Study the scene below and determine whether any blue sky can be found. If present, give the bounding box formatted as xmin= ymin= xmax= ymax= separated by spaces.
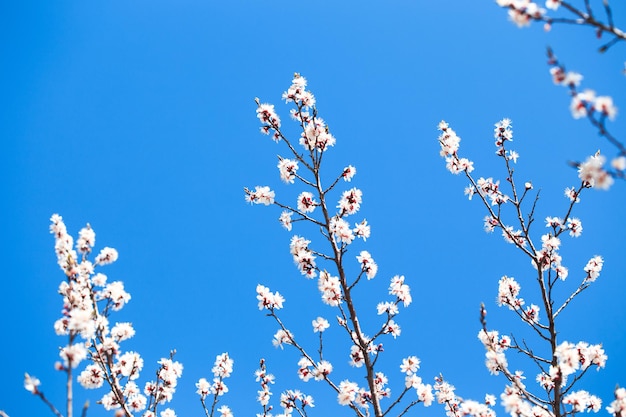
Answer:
xmin=2 ymin=1 xmax=626 ymax=416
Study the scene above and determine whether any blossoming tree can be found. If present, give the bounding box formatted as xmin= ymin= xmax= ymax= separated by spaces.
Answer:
xmin=5 ymin=2 xmax=626 ymax=417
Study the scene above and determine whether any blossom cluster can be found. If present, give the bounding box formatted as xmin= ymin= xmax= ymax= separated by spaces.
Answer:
xmin=545 ymin=49 xmax=625 ymax=184
xmin=547 ymin=58 xmax=618 ymax=122
xmin=478 ymin=329 xmax=511 ymax=376
xmin=578 ymin=153 xmax=614 ymax=190
xmin=196 ymin=354 xmax=233 ymax=417
xmin=255 ymin=359 xmax=316 ymax=417
xmin=607 ymin=388 xmax=626 ymax=416
xmin=256 ymin=284 xmax=285 ymax=311
xmin=437 ymin=121 xmax=474 ymax=174
xmin=35 ymin=215 xmax=183 ymax=417
xmin=297 ymin=357 xmax=333 ymax=382
xmin=535 ymin=341 xmax=607 ymax=392
xmin=434 ymin=377 xmax=494 ymax=417
xmin=289 ymin=236 xmax=317 ymax=278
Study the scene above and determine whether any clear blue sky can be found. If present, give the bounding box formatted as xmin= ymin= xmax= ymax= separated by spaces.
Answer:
xmin=2 ymin=1 xmax=625 ymax=416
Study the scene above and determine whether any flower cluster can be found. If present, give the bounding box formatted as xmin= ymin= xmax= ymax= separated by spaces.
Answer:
xmin=356 ymin=251 xmax=378 ymax=279
xmin=400 ymin=357 xmax=434 ymax=406
xmin=477 ymin=330 xmax=510 ymax=376
xmin=563 ymin=390 xmax=602 ymax=413
xmin=277 ymin=158 xmax=299 ymax=184
xmin=496 ymin=276 xmax=524 ymax=310
xmin=33 ymin=215 xmax=183 ymax=417
xmin=545 ymin=48 xmax=625 ymax=184
xmin=437 ymin=121 xmax=474 ymax=174
xmin=255 ymin=359 xmax=275 ymax=410
xmin=607 ymin=387 xmax=626 ymax=416
xmin=389 ymin=275 xmax=412 ymax=307
xmin=495 ymin=0 xmax=546 ymax=28
xmin=435 ymin=377 xmax=495 ymax=417
xmin=289 ymin=236 xmax=317 ymax=278
xmin=256 ymin=102 xmax=281 ymax=141
xmin=337 ymin=380 xmax=368 ymax=408
xmin=297 ymin=357 xmax=333 ymax=382
xmin=536 ymin=341 xmax=607 ymax=392
xmin=143 ymin=358 xmax=184 ymax=409
xmin=196 ymin=352 xmax=234 ymax=403
xmin=535 ymin=232 xmax=568 ymax=280
xmin=578 ymin=153 xmax=614 ymax=190
xmin=318 ymin=270 xmax=342 ymax=306
xmin=547 ymin=58 xmax=618 ymax=122
xmin=279 ymin=389 xmax=314 ymax=415
xmin=584 ymin=255 xmax=604 ymax=283
xmin=256 ymin=284 xmax=285 ymax=311
xmin=245 ymin=186 xmax=275 ymax=206
xmin=501 ymin=383 xmax=552 ymax=417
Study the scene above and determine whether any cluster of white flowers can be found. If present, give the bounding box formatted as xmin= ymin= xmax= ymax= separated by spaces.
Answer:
xmin=437 ymin=121 xmax=474 ymax=174
xmin=329 ymin=216 xmax=354 ymax=244
xmin=144 ymin=358 xmax=184 ymax=408
xmin=356 ymin=250 xmax=378 ymax=279
xmin=256 ymin=102 xmax=281 ymax=141
xmin=546 ymin=50 xmax=625 ymax=182
xmin=23 ymin=373 xmax=40 ymax=395
xmin=494 ymin=118 xmax=516 ymax=160
xmin=501 ymin=383 xmax=552 ymax=417
xmin=277 ymin=158 xmax=298 ymax=184
xmin=337 ymin=187 xmax=362 ymax=216
xmin=297 ymin=357 xmax=333 ymax=382
xmin=373 ymin=372 xmax=391 ymax=399
xmin=37 ymin=215 xmax=186 ymax=417
xmin=272 ymin=329 xmax=294 ymax=349
xmin=495 ymin=0 xmax=547 ymax=27
xmin=342 ymin=165 xmax=356 ymax=182
xmin=399 ymin=357 xmax=434 ymax=406
xmin=497 ymin=275 xmax=524 ymax=310
xmin=434 ymin=377 xmax=473 ymax=417
xmin=297 ymin=191 xmax=317 ymax=213
xmin=300 ymin=117 xmax=336 ymax=152
xmin=282 ymin=74 xmax=315 ymax=108
xmin=289 ymin=236 xmax=317 ymax=278
xmin=349 ymin=345 xmax=365 ymax=368
xmin=564 ymin=186 xmax=581 ymax=203
xmin=311 ymin=317 xmax=329 ymax=333
xmin=245 ymin=185 xmax=275 ymax=206
xmin=195 ymin=353 xmax=233 ymax=416
xmin=607 ymin=387 xmax=626 ymax=416
xmin=256 ymin=284 xmax=285 ymax=311
xmin=584 ymin=255 xmax=604 ymax=282
xmin=279 ymin=389 xmax=314 ymax=416
xmin=389 ymin=275 xmax=411 ymax=307
xmin=476 ymin=177 xmax=509 ymax=206
xmin=578 ymin=153 xmax=614 ymax=190
xmin=563 ymin=390 xmax=602 ymax=412
xmin=278 ymin=211 xmax=293 ymax=231
xmin=477 ymin=329 xmax=511 ymax=376
xmin=548 ymin=60 xmax=618 ymax=123
xmin=328 ymin=216 xmax=371 ymax=246
xmin=255 ymin=360 xmax=275 ymax=408
xmin=500 ymin=225 xmax=526 ymax=247
xmin=337 ymin=380 xmax=369 ymax=408
xmin=318 ymin=270 xmax=342 ymax=306
xmin=535 ymin=232 xmax=568 ymax=280
xmin=535 ymin=340 xmax=607 ymax=393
